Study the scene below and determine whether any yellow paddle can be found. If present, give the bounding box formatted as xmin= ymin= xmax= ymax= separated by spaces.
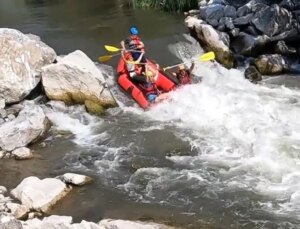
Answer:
xmin=98 ymin=53 xmax=121 ymax=62
xmin=163 ymin=52 xmax=215 ymax=71
xmin=105 ymin=45 xmax=121 ymax=52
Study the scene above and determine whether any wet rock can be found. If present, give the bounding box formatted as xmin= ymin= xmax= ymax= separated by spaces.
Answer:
xmin=219 ymin=17 xmax=235 ymax=30
xmin=0 ymin=103 xmax=50 ymax=152
xmin=251 ymin=4 xmax=292 ymax=37
xmin=224 ymin=5 xmax=237 ymax=18
xmin=275 ymin=40 xmax=297 ymax=55
xmin=85 ymin=100 xmax=105 ymax=116
xmin=0 ymin=28 xmax=56 ymax=104
xmin=185 ymin=16 xmax=234 ymax=68
xmin=12 ymin=147 xmax=33 ymax=160
xmin=57 ymin=173 xmax=93 ymax=186
xmin=6 ymin=203 xmax=29 ymax=219
xmin=231 ymin=32 xmax=270 ymax=56
xmin=11 ymin=176 xmax=71 ymax=213
xmin=99 ymin=219 xmax=177 ymax=229
xmin=0 ymin=214 xmax=23 ymax=229
xmin=199 ymin=4 xmax=225 ymax=21
xmin=244 ymin=65 xmax=262 ymax=82
xmin=254 ymin=54 xmax=288 ymax=75
xmin=42 ymin=50 xmax=117 ymax=111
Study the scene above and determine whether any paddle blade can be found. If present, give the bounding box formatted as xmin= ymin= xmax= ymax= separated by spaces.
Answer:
xmin=98 ymin=55 xmax=113 ymax=62
xmin=104 ymin=45 xmax=120 ymax=52
xmin=199 ymin=52 xmax=215 ymax=62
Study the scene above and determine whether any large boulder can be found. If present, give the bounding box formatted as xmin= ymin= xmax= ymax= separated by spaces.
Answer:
xmin=11 ymin=177 xmax=71 ymax=213
xmin=42 ymin=50 xmax=117 ymax=113
xmin=185 ymin=17 xmax=234 ymax=68
xmin=231 ymin=32 xmax=270 ymax=56
xmin=0 ymin=103 xmax=50 ymax=152
xmin=254 ymin=54 xmax=289 ymax=74
xmin=0 ymin=28 xmax=56 ymax=104
xmin=251 ymin=4 xmax=293 ymax=37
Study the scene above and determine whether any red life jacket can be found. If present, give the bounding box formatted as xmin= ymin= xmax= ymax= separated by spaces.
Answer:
xmin=129 ymin=35 xmax=144 ymax=51
xmin=177 ymin=70 xmax=191 ymax=85
xmin=139 ymin=83 xmax=157 ymax=96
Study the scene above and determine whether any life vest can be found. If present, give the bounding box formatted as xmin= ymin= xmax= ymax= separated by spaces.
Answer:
xmin=177 ymin=70 xmax=191 ymax=85
xmin=139 ymin=82 xmax=157 ymax=96
xmin=128 ymin=35 xmax=144 ymax=51
xmin=123 ymin=52 xmax=142 ymax=77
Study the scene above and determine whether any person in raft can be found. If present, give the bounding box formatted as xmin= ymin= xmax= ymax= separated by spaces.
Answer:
xmin=122 ymin=51 xmax=147 ymax=84
xmin=139 ymin=71 xmax=169 ymax=103
xmin=171 ymin=62 xmax=195 ymax=85
xmin=120 ymin=26 xmax=146 ymax=72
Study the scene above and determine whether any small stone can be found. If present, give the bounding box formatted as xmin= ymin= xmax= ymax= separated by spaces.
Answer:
xmin=0 ymin=108 xmax=6 ymax=119
xmin=12 ymin=147 xmax=33 ymax=160
xmin=0 ymin=151 xmax=11 ymax=159
xmin=28 ymin=211 xmax=43 ymax=219
xmin=0 ymin=99 xmax=5 ymax=109
xmin=6 ymin=203 xmax=29 ymax=219
xmin=57 ymin=173 xmax=93 ymax=186
xmin=0 ymin=186 xmax=7 ymax=195
xmin=7 ymin=114 xmax=15 ymax=121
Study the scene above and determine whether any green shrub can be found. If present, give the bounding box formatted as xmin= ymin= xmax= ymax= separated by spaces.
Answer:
xmin=131 ymin=0 xmax=199 ymax=12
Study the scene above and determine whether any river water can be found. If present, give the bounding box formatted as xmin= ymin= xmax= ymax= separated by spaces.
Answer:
xmin=1 ymin=1 xmax=300 ymax=228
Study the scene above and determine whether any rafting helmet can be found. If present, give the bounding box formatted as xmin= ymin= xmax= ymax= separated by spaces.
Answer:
xmin=178 ymin=64 xmax=185 ymax=71
xmin=129 ymin=26 xmax=138 ymax=35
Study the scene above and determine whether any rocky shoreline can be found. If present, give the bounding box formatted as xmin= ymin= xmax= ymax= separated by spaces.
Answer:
xmin=0 ymin=28 xmax=176 ymax=229
xmin=185 ymin=0 xmax=300 ymax=82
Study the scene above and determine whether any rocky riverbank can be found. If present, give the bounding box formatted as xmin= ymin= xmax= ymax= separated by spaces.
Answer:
xmin=185 ymin=0 xmax=300 ymax=82
xmin=0 ymin=28 xmax=176 ymax=229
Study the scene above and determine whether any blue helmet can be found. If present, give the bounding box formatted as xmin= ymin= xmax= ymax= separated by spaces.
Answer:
xmin=129 ymin=26 xmax=138 ymax=35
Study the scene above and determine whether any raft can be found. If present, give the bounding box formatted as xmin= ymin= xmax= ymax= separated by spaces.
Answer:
xmin=116 ymin=57 xmax=176 ymax=109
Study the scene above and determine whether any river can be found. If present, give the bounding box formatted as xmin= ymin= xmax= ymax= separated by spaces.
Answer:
xmin=1 ymin=0 xmax=300 ymax=228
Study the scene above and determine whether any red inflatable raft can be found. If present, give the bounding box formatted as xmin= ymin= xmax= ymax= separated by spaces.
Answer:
xmin=116 ymin=57 xmax=176 ymax=109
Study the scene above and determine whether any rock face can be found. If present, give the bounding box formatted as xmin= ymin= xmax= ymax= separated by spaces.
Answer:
xmin=185 ymin=0 xmax=300 ymax=79
xmin=0 ymin=28 xmax=56 ymax=104
xmin=0 ymin=103 xmax=50 ymax=152
xmin=42 ymin=50 xmax=117 ymax=112
xmin=11 ymin=176 xmax=71 ymax=213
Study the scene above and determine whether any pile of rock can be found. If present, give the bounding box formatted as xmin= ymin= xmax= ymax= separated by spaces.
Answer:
xmin=0 ymin=28 xmax=117 ymax=159
xmin=185 ymin=0 xmax=300 ymax=81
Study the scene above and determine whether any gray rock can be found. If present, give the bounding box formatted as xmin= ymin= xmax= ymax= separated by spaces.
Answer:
xmin=99 ymin=219 xmax=177 ymax=229
xmin=224 ymin=5 xmax=237 ymax=18
xmin=244 ymin=65 xmax=262 ymax=82
xmin=0 ymin=100 xmax=4 ymax=109
xmin=275 ymin=40 xmax=297 ymax=54
xmin=0 ymin=109 xmax=6 ymax=119
xmin=199 ymin=4 xmax=225 ymax=21
xmin=42 ymin=50 xmax=117 ymax=111
xmin=0 ymin=103 xmax=50 ymax=152
xmin=252 ymin=4 xmax=292 ymax=37
xmin=233 ymin=13 xmax=253 ymax=26
xmin=7 ymin=114 xmax=15 ymax=121
xmin=11 ymin=176 xmax=72 ymax=213
xmin=12 ymin=147 xmax=33 ymax=160
xmin=229 ymin=28 xmax=240 ymax=37
xmin=0 ymin=186 xmax=7 ymax=195
xmin=0 ymin=151 xmax=11 ymax=159
xmin=0 ymin=29 xmax=56 ymax=104
xmin=0 ymin=214 xmax=23 ymax=229
xmin=6 ymin=203 xmax=29 ymax=219
xmin=254 ymin=54 xmax=289 ymax=75
xmin=57 ymin=173 xmax=93 ymax=186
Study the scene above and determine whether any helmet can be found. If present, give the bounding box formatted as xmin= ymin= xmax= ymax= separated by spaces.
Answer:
xmin=129 ymin=26 xmax=138 ymax=35
xmin=178 ymin=64 xmax=185 ymax=70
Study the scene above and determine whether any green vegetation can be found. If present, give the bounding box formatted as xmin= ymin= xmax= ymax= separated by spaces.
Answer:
xmin=131 ymin=0 xmax=199 ymax=12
